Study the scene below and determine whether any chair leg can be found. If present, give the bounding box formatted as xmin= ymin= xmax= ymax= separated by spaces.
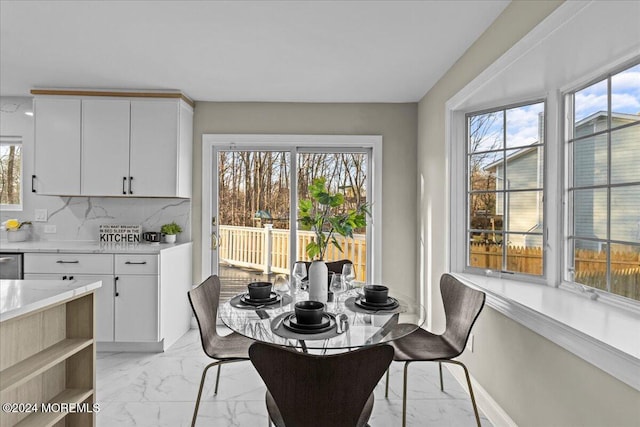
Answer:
xmin=385 ymin=368 xmax=390 ymax=398
xmin=402 ymin=361 xmax=411 ymax=427
xmin=192 ymin=359 xmax=243 ymax=427
xmin=445 ymin=360 xmax=481 ymax=427
xmin=214 ymin=364 xmax=222 ymax=395
xmin=438 ymin=361 xmax=444 ymax=391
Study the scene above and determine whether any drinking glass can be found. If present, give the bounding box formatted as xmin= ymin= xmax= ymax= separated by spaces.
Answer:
xmin=330 ymin=273 xmax=347 ymax=311
xmin=273 ymin=274 xmax=290 ymax=309
xmin=342 ymin=263 xmax=356 ymax=289
xmin=292 ymin=262 xmax=307 ymax=292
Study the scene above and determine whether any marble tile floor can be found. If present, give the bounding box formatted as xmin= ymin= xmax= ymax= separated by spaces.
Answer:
xmin=96 ymin=329 xmax=492 ymax=426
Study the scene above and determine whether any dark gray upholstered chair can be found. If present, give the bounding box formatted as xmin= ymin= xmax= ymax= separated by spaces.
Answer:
xmin=249 ymin=342 xmax=394 ymax=427
xmin=385 ymin=273 xmax=486 ymax=427
xmin=188 ymin=275 xmax=254 ymax=427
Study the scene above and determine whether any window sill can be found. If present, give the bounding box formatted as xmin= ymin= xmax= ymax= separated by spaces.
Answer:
xmin=452 ymin=273 xmax=640 ymax=391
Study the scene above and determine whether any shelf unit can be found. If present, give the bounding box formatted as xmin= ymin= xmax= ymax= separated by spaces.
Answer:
xmin=0 ymin=292 xmax=97 ymax=427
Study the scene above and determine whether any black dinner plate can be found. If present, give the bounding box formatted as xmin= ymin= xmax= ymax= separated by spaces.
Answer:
xmin=283 ymin=313 xmax=334 ymax=334
xmin=241 ymin=292 xmax=279 ymax=306
xmin=355 ymin=296 xmax=399 ymax=310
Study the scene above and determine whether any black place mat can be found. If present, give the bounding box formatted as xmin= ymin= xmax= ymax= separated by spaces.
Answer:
xmin=229 ymin=293 xmax=293 ymax=310
xmin=344 ymin=296 xmax=402 ymax=314
xmin=270 ymin=311 xmax=341 ymax=340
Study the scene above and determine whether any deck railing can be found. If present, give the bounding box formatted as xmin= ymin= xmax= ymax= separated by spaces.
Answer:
xmin=218 ymin=225 xmax=367 ymax=281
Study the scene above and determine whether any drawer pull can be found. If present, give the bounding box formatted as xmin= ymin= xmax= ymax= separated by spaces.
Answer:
xmin=125 ymin=261 xmax=147 ymax=265
xmin=56 ymin=260 xmax=79 ymax=264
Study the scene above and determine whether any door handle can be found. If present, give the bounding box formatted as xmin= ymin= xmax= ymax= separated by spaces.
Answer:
xmin=211 ymin=232 xmax=218 ymax=250
xmin=129 ymin=176 xmax=134 ymax=194
xmin=0 ymin=257 xmax=13 ymax=263
xmin=56 ymin=260 xmax=79 ymax=264
xmin=125 ymin=261 xmax=147 ymax=265
xmin=123 ymin=177 xmax=127 ymax=195
xmin=32 ymin=175 xmax=37 ymax=193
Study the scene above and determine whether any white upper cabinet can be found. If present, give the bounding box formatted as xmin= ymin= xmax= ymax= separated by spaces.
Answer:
xmin=32 ymin=92 xmax=193 ymax=198
xmin=130 ymin=101 xmax=179 ymax=197
xmin=82 ymin=99 xmax=131 ymax=196
xmin=33 ymin=98 xmax=81 ymax=195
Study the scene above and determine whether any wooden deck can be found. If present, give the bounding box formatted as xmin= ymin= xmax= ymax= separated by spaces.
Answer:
xmin=218 ymin=262 xmax=277 ymax=302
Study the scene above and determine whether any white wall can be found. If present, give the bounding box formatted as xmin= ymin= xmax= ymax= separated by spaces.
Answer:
xmin=0 ymin=97 xmax=191 ymax=242
xmin=419 ymin=0 xmax=640 ymax=425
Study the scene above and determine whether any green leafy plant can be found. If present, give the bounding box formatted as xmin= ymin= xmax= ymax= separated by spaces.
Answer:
xmin=298 ymin=177 xmax=370 ymax=260
xmin=160 ymin=222 xmax=182 ymax=235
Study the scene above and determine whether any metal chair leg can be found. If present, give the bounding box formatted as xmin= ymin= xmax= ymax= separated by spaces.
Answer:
xmin=192 ymin=359 xmax=243 ymax=427
xmin=438 ymin=361 xmax=444 ymax=391
xmin=214 ymin=364 xmax=222 ymax=395
xmin=402 ymin=361 xmax=411 ymax=427
xmin=446 ymin=360 xmax=481 ymax=427
xmin=385 ymin=368 xmax=390 ymax=398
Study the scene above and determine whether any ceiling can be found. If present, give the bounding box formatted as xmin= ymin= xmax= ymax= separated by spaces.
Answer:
xmin=0 ymin=1 xmax=509 ymax=103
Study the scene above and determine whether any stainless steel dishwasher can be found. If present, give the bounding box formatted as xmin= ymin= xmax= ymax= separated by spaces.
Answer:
xmin=0 ymin=253 xmax=23 ymax=279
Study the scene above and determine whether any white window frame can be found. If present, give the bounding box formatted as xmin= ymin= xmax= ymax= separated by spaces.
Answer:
xmin=0 ymin=136 xmax=23 ymax=211
xmin=562 ymin=60 xmax=640 ymax=303
xmin=445 ymin=2 xmax=639 ymax=391
xmin=201 ymin=134 xmax=382 ymax=284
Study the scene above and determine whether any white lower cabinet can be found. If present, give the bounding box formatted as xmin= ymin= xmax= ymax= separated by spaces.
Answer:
xmin=114 ymin=275 xmax=158 ymax=342
xmin=22 ymin=245 xmax=192 ymax=352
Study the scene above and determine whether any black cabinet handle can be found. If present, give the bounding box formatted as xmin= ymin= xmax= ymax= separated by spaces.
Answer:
xmin=69 ymin=276 xmax=74 ymax=280
xmin=62 ymin=275 xmax=67 ymax=280
xmin=115 ymin=276 xmax=119 ymax=297
xmin=32 ymin=175 xmax=36 ymax=193
xmin=125 ymin=261 xmax=147 ymax=265
xmin=56 ymin=260 xmax=79 ymax=264
xmin=129 ymin=176 xmax=134 ymax=194
xmin=123 ymin=177 xmax=127 ymax=195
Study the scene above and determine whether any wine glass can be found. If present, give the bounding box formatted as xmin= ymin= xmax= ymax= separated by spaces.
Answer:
xmin=292 ymin=262 xmax=307 ymax=292
xmin=273 ymin=274 xmax=290 ymax=309
xmin=342 ymin=263 xmax=356 ymax=289
xmin=330 ymin=273 xmax=347 ymax=311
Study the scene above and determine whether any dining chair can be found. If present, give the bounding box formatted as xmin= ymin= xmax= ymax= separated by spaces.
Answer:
xmin=187 ymin=275 xmax=254 ymax=427
xmin=249 ymin=342 xmax=394 ymax=427
xmin=385 ymin=273 xmax=486 ymax=427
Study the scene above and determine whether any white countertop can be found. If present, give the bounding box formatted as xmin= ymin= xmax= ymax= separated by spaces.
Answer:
xmin=0 ymin=279 xmax=102 ymax=322
xmin=0 ymin=240 xmax=191 ymax=254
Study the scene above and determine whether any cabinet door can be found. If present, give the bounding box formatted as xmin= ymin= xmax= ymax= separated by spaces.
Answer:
xmin=81 ymin=99 xmax=131 ymax=196
xmin=115 ymin=275 xmax=158 ymax=342
xmin=33 ymin=98 xmax=81 ymax=195
xmin=129 ymin=101 xmax=179 ymax=196
xmin=23 ymin=273 xmax=115 ymax=342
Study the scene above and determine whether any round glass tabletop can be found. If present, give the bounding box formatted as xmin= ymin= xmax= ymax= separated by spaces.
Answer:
xmin=219 ymin=288 xmax=425 ymax=351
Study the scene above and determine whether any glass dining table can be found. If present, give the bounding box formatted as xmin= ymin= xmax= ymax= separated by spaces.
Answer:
xmin=219 ymin=286 xmax=425 ymax=352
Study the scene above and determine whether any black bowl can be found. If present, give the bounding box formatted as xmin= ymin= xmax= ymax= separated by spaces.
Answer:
xmin=247 ymin=282 xmax=273 ymax=300
xmin=294 ymin=301 xmax=325 ymax=325
xmin=363 ymin=285 xmax=389 ymax=304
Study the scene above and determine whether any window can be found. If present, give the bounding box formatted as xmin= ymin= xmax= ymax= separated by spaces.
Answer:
xmin=0 ymin=136 xmax=22 ymax=210
xmin=466 ymin=101 xmax=545 ymax=276
xmin=566 ymin=63 xmax=640 ymax=301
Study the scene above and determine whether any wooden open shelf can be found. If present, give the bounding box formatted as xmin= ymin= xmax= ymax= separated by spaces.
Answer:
xmin=0 ymin=289 xmax=97 ymax=426
xmin=0 ymin=339 xmax=92 ymax=392
xmin=14 ymin=388 xmax=93 ymax=427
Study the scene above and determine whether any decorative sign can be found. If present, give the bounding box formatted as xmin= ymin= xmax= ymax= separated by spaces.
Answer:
xmin=99 ymin=225 xmax=141 ymax=243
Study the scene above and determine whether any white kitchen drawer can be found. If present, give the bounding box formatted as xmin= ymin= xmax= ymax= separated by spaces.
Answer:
xmin=115 ymin=254 xmax=158 ymax=275
xmin=24 ymin=253 xmax=113 ymax=274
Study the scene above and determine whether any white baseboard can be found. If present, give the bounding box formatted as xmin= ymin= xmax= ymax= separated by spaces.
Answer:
xmin=445 ymin=364 xmax=517 ymax=427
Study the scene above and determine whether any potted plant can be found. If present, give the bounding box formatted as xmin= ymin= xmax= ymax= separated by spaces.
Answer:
xmin=160 ymin=222 xmax=182 ymax=243
xmin=298 ymin=177 xmax=369 ymax=302
xmin=3 ymin=219 xmax=32 ymax=242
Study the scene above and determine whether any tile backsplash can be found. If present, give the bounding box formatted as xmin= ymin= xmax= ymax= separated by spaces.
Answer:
xmin=0 ymin=96 xmax=191 ymax=243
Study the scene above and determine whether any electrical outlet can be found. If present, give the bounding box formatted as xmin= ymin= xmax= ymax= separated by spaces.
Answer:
xmin=44 ymin=225 xmax=57 ymax=234
xmin=34 ymin=209 xmax=48 ymax=222
xmin=466 ymin=333 xmax=474 ymax=352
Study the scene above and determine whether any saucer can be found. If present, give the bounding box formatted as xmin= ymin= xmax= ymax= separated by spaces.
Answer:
xmin=283 ymin=313 xmax=335 ymax=334
xmin=241 ymin=292 xmax=279 ymax=306
xmin=355 ymin=296 xmax=399 ymax=310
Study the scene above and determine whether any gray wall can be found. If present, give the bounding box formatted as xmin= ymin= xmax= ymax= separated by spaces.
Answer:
xmin=418 ymin=0 xmax=639 ymax=425
xmin=192 ymin=102 xmax=418 ymax=296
